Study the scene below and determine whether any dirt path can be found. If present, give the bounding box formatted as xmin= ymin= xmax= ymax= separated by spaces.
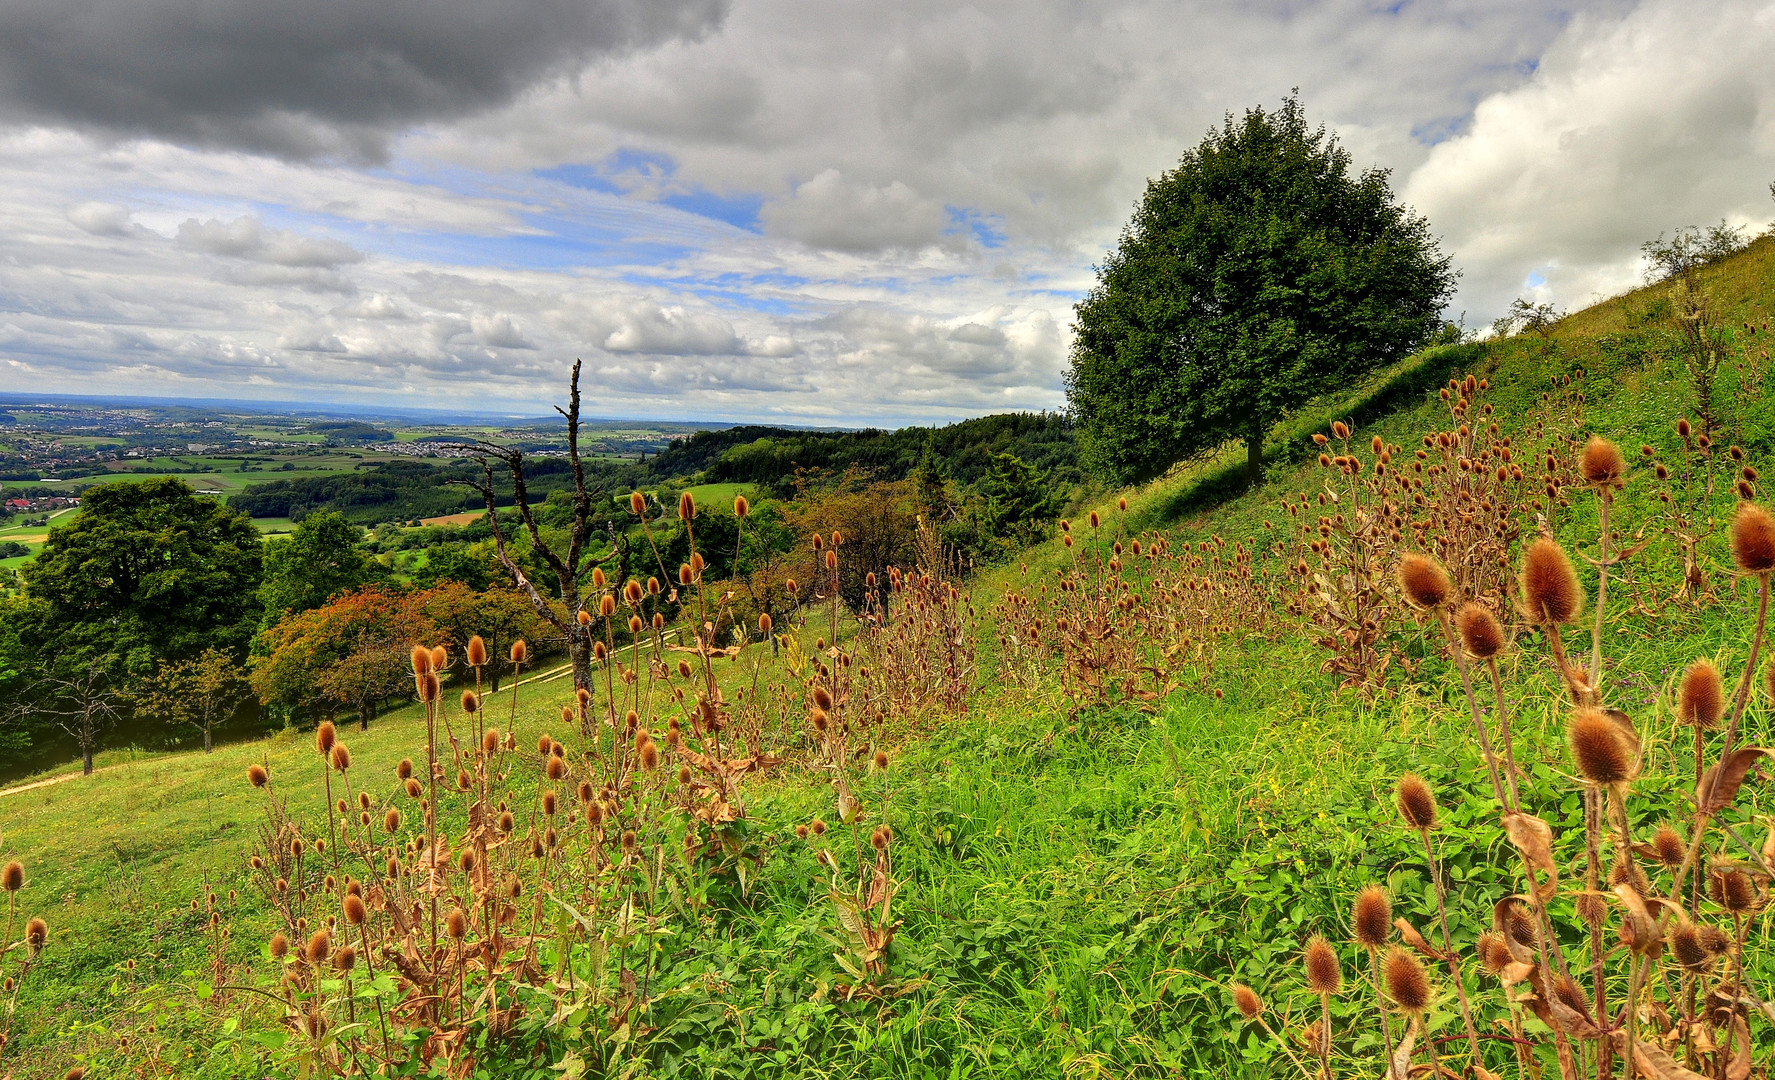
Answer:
xmin=0 ymin=768 xmax=96 ymax=798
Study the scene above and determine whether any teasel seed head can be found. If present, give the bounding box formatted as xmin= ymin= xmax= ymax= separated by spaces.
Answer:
xmin=315 ymin=720 xmax=336 ymax=755
xmin=1579 ymin=436 xmax=1626 ymax=487
xmin=1709 ymin=863 xmax=1759 ymax=914
xmin=810 ymin=819 xmax=827 ymax=836
xmin=410 ymin=645 xmax=431 ymax=675
xmin=1476 ymin=932 xmax=1510 ymax=975
xmin=482 ymin=729 xmax=499 ymax=756
xmin=873 ymin=749 xmax=889 ymax=771
xmin=677 ymin=764 xmax=692 ymax=785
xmin=1670 ymin=920 xmax=1713 ymax=971
xmin=332 ymin=943 xmax=356 ymax=973
xmin=1397 ymin=553 xmax=1452 ymax=610
xmin=546 ymin=755 xmax=566 ymax=781
xmin=405 ymin=778 xmax=422 ymax=798
xmin=1303 ymin=935 xmax=1341 ymax=995
xmin=419 ymin=671 xmax=440 ymax=702
xmin=247 ymin=763 xmax=269 ymax=788
xmin=446 ymin=909 xmax=467 ymax=940
xmin=397 ymin=757 xmax=413 ymax=780
xmin=1732 ymin=502 xmax=1775 ymax=573
xmin=1520 ymin=537 xmax=1583 ymax=625
xmin=679 ymin=491 xmax=696 ymax=520
xmin=383 ymin=807 xmax=400 ymax=833
xmin=269 ymin=932 xmax=289 ymax=959
xmin=329 ymin=743 xmax=351 ymax=772
xmin=810 ymin=707 xmax=829 ymax=732
xmin=342 ymin=894 xmax=366 ymax=925
xmin=640 ymin=741 xmax=660 ymax=771
xmin=1395 ymin=773 xmax=1438 ymax=830
xmin=1568 ymin=707 xmax=1636 ymax=785
xmin=734 ymin=494 xmax=750 ymax=518
xmin=1679 ymin=660 xmax=1724 ymax=729
xmin=813 ymin=687 xmax=833 ymax=711
xmin=1454 ymin=602 xmax=1505 ymax=660
xmin=1551 ymin=974 xmax=1587 ymax=1016
xmin=510 ymin=639 xmax=528 ymax=665
xmin=1383 ymin=946 xmax=1431 ymax=1014
xmin=593 ymin=640 xmax=608 ymax=661
xmin=577 ymin=607 xmax=592 ymax=627
xmin=1352 ymin=885 xmax=1391 ymax=948
xmin=621 ymin=829 xmax=638 ymax=853
xmin=305 ymin=929 xmax=330 ymax=964
xmin=631 ymin=491 xmax=646 ymax=516
xmin=1231 ymin=983 xmax=1264 ymax=1021
xmin=461 ymin=690 xmax=478 ymax=714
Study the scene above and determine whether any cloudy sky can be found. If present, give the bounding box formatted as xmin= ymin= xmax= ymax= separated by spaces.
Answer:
xmin=0 ymin=0 xmax=1770 ymax=425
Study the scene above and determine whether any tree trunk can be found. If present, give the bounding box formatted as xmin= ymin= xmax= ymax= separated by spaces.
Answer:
xmin=82 ymin=744 xmax=95 ymax=775
xmin=1246 ymin=424 xmax=1265 ymax=487
xmin=569 ymin=637 xmax=592 ymax=694
xmin=359 ymin=702 xmax=373 ymax=731
xmin=203 ymin=726 xmax=213 ymax=753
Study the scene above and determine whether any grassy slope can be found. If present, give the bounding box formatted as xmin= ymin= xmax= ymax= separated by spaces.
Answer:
xmin=7 ymin=242 xmax=1775 ymax=1077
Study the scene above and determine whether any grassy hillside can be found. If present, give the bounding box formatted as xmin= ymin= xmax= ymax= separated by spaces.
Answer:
xmin=5 ymin=242 xmax=1775 ymax=1078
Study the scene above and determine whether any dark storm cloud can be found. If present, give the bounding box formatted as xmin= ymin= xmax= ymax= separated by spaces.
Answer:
xmin=0 ymin=0 xmax=729 ymax=159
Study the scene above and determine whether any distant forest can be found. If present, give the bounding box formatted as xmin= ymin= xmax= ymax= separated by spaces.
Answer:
xmin=230 ymin=412 xmax=1080 ymax=524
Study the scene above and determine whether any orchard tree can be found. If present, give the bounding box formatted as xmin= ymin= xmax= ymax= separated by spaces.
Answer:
xmin=132 ymin=648 xmax=251 ymax=753
xmin=1067 ymin=94 xmax=1455 ymax=485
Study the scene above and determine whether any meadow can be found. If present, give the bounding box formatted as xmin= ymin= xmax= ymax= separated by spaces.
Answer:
xmin=3 ymin=240 xmax=1775 ymax=1079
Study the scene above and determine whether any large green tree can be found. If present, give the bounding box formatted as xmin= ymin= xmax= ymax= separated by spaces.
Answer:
xmin=23 ymin=478 xmax=264 ymax=668
xmin=1066 ymin=94 xmax=1455 ymax=485
xmin=258 ymin=509 xmax=383 ymax=628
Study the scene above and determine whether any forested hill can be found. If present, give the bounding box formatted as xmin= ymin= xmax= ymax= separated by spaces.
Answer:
xmin=232 ymin=411 xmax=1080 ymax=523
xmin=661 ymin=411 xmax=1078 ymax=496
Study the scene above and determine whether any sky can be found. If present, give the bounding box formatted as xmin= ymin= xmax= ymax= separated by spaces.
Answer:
xmin=0 ymin=0 xmax=1771 ymax=426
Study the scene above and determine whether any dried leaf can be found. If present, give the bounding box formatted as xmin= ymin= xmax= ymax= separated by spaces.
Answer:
xmin=1697 ymin=747 xmax=1775 ymax=814
xmin=1610 ymin=1030 xmax=1710 ymax=1080
xmin=1390 ymin=1015 xmax=1417 ymax=1080
xmin=1504 ymin=812 xmax=1560 ymax=897
xmin=1727 ymin=1015 xmax=1750 ymax=1080
xmin=1613 ymin=883 xmax=1663 ymax=955
xmin=1394 ymin=916 xmax=1444 ymax=960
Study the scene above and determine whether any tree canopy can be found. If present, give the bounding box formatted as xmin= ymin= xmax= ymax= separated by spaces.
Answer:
xmin=1066 ymin=94 xmax=1455 ymax=485
xmin=22 ymin=477 xmax=264 ymax=669
xmin=258 ymin=509 xmax=385 ymax=627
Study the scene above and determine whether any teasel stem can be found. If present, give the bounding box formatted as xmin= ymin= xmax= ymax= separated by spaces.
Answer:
xmin=425 ymin=695 xmax=439 ymax=958
xmin=1588 ymin=489 xmax=1612 ymax=691
xmin=1484 ymin=657 xmax=1523 ymax=810
xmin=1668 ymin=570 xmax=1771 ymax=916
xmin=1435 ymin=608 xmax=1510 ymax=812
xmin=1317 ymin=991 xmax=1331 ymax=1080
xmin=1582 ymin=786 xmax=1610 ymax=1080
xmin=1249 ymin=1010 xmax=1318 ymax=1080
xmin=1605 ymin=791 xmax=1639 ymax=1080
xmin=1416 ymin=824 xmax=1483 ymax=1069
xmin=1364 ymin=945 xmax=1396 ymax=1078
xmin=1545 ymin=619 xmax=1595 ymax=706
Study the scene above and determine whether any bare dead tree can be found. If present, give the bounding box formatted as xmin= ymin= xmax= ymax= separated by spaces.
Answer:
xmin=9 ymin=660 xmax=125 ymax=775
xmin=453 ymin=360 xmax=629 ymax=693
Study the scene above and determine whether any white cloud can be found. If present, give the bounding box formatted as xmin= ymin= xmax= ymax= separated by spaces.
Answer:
xmin=177 ymin=215 xmax=363 ymax=268
xmin=1406 ymin=0 xmax=1775 ymax=319
xmin=471 ymin=312 xmax=536 ymax=349
xmin=760 ymin=169 xmax=956 ymax=253
xmin=68 ymin=201 xmax=134 ymax=236
xmin=599 ymin=302 xmax=740 ymax=355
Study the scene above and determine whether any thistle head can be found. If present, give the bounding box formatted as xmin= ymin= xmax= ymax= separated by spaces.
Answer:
xmin=1303 ymin=935 xmax=1341 ymax=995
xmin=1383 ymin=946 xmax=1431 ymax=1014
xmin=1519 ymin=537 xmax=1583 ymax=625
xmin=1397 ymin=553 xmax=1452 ymax=610
xmin=1731 ymin=502 xmax=1775 ymax=574
xmin=1352 ymin=885 xmax=1390 ymax=948
xmin=1395 ymin=773 xmax=1437 ymax=830
xmin=1579 ymin=436 xmax=1626 ymax=488
xmin=1568 ymin=708 xmax=1636 ymax=786
xmin=1230 ymin=983 xmax=1263 ymax=1021
xmin=1455 ymin=602 xmax=1505 ymax=659
xmin=1678 ymin=660 xmax=1724 ymax=729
